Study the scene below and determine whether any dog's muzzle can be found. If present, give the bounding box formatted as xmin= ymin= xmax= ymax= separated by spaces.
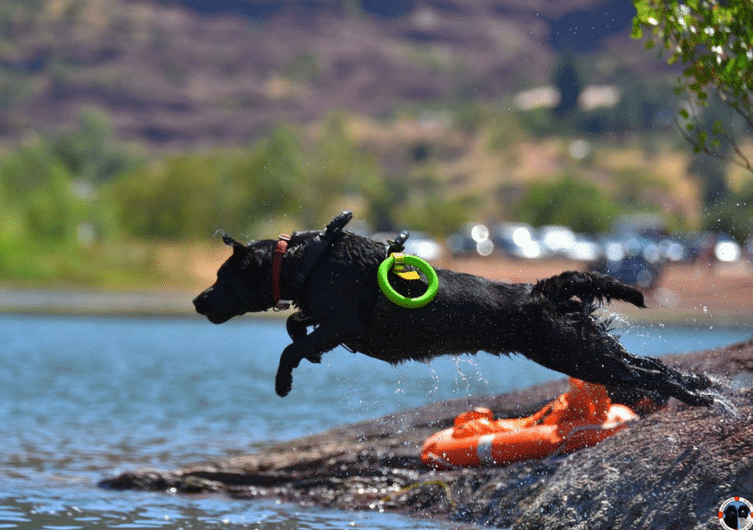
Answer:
xmin=193 ymin=293 xmax=232 ymax=323
xmin=193 ymin=293 xmax=209 ymax=315
xmin=194 ymin=300 xmax=233 ymax=324
xmin=193 ymin=287 xmax=243 ymax=324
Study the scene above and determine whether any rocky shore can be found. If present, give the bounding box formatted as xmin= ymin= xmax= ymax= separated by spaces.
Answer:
xmin=100 ymin=339 xmax=753 ymax=529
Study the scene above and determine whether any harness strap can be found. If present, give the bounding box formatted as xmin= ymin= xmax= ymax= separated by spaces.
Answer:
xmin=272 ymin=234 xmax=291 ymax=308
xmin=292 ymin=210 xmax=353 ymax=289
xmin=292 ymin=236 xmax=329 ymax=289
xmin=270 ymin=210 xmax=353 ymax=309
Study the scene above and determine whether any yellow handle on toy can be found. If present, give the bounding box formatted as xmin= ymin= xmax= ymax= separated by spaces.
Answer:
xmin=377 ymin=254 xmax=438 ymax=308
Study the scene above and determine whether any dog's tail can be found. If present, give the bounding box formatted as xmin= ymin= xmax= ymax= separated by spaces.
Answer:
xmin=533 ymin=271 xmax=646 ymax=310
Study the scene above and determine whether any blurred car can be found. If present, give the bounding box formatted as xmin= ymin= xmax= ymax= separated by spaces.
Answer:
xmin=564 ymin=234 xmax=601 ymax=262
xmin=714 ymin=235 xmax=742 ymax=262
xmin=590 ymin=232 xmax=663 ymax=290
xmin=591 ymin=254 xmax=662 ymax=290
xmin=688 ymin=232 xmax=742 ymax=264
xmin=447 ymin=223 xmax=494 ymax=257
xmin=656 ymin=236 xmax=690 ymax=263
xmin=538 ymin=225 xmax=577 ymax=258
xmin=492 ymin=223 xmax=542 ymax=259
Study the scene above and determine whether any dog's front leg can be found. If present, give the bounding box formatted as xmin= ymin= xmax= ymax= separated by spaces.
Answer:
xmin=275 ymin=324 xmax=354 ymax=397
xmin=286 ymin=312 xmax=324 ymax=364
xmin=286 ymin=312 xmax=319 ymax=341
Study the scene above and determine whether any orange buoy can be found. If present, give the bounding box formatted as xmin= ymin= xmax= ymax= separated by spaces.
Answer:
xmin=421 ymin=378 xmax=637 ymax=469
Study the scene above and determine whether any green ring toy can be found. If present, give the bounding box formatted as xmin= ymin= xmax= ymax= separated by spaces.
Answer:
xmin=377 ymin=254 xmax=439 ymax=308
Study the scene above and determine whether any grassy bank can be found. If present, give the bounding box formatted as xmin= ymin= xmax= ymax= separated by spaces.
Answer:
xmin=2 ymin=239 xmax=224 ymax=291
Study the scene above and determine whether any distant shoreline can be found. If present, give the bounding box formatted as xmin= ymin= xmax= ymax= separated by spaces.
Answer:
xmin=1 ymin=284 xmax=752 ymax=328
xmin=0 ymin=287 xmax=199 ymax=318
xmin=2 ymin=254 xmax=752 ymax=325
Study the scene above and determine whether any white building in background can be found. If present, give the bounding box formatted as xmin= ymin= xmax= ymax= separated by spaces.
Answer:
xmin=512 ymin=85 xmax=621 ymax=111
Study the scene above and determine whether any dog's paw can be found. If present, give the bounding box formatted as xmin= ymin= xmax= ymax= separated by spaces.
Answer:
xmin=683 ymin=372 xmax=713 ymax=391
xmin=275 ymin=369 xmax=293 ymax=397
xmin=691 ymin=391 xmax=716 ymax=407
xmin=677 ymin=388 xmax=716 ymax=407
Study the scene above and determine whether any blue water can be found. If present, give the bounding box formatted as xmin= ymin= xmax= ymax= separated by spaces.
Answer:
xmin=0 ymin=314 xmax=750 ymax=529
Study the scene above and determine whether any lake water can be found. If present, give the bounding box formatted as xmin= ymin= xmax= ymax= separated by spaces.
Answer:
xmin=0 ymin=313 xmax=750 ymax=529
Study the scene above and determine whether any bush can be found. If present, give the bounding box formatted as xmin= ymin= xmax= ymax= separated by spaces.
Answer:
xmin=703 ymin=184 xmax=753 ymax=242
xmin=111 ymin=121 xmax=379 ymax=239
xmin=514 ymin=174 xmax=620 ymax=233
xmin=0 ymin=142 xmax=111 ymax=242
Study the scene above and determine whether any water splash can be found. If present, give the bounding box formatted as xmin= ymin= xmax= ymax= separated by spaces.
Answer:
xmin=451 ymin=356 xmax=489 ymax=396
xmin=704 ymin=377 xmax=747 ymax=418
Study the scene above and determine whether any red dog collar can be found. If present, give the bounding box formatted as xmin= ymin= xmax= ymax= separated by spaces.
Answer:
xmin=271 ymin=234 xmax=291 ymax=310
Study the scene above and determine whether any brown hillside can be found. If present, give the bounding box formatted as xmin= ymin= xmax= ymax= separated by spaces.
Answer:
xmin=0 ymin=0 xmax=666 ymax=148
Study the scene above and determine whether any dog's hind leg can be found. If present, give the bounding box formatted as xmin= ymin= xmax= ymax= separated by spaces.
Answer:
xmin=612 ymin=348 xmax=714 ymax=404
xmin=530 ymin=343 xmax=712 ymax=406
xmin=520 ymin=315 xmax=714 ymax=406
xmin=275 ymin=323 xmax=358 ymax=397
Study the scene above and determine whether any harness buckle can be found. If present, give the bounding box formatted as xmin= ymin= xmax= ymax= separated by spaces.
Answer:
xmin=274 ymin=300 xmax=292 ymax=311
xmin=391 ymin=253 xmax=421 ymax=280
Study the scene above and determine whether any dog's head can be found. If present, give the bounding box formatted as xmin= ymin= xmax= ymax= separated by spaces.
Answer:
xmin=193 ymin=235 xmax=274 ymax=324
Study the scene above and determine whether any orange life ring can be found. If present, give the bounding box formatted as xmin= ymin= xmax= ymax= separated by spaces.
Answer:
xmin=421 ymin=378 xmax=637 ymax=469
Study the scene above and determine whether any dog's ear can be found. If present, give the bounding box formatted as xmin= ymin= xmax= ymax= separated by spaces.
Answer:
xmin=222 ymin=233 xmax=241 ymax=247
xmin=222 ymin=234 xmax=250 ymax=258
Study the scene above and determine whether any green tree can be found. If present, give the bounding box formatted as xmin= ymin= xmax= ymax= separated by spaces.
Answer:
xmin=223 ymin=124 xmax=303 ymax=229
xmin=115 ymin=154 xmax=222 ymax=239
xmin=113 ymin=126 xmax=305 ymax=240
xmin=301 ymin=114 xmax=380 ymax=227
xmin=704 ymin=182 xmax=753 ymax=242
xmin=52 ymin=109 xmax=135 ymax=183
xmin=514 ymin=175 xmax=619 ymax=233
xmin=0 ymin=142 xmax=92 ymax=242
xmin=632 ymin=0 xmax=753 ymax=173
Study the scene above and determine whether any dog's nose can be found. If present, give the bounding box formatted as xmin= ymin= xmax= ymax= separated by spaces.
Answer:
xmin=193 ymin=295 xmax=207 ymax=315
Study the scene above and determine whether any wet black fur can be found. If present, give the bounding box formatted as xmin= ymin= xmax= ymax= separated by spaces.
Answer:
xmin=193 ymin=230 xmax=714 ymax=405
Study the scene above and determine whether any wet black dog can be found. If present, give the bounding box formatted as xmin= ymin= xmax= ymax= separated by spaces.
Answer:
xmin=193 ymin=214 xmax=714 ymax=406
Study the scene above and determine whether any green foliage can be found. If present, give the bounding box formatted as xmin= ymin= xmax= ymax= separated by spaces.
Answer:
xmin=0 ymin=111 xmax=130 ymax=262
xmin=398 ymin=193 xmax=479 ymax=236
xmin=115 ymin=154 xmax=225 ymax=239
xmin=52 ymin=109 xmax=135 ymax=182
xmin=632 ymin=0 xmax=753 ymax=173
xmin=114 ymin=143 xmax=298 ymax=240
xmin=0 ymin=141 xmax=107 ymax=243
xmin=517 ymin=107 xmax=561 ymax=138
xmin=299 ymin=115 xmax=379 ymax=227
xmin=703 ymin=183 xmax=753 ymax=242
xmin=113 ymin=118 xmax=383 ymax=239
xmin=514 ymin=175 xmax=620 ymax=233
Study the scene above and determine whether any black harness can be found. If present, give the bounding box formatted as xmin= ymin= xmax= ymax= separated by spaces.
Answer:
xmin=273 ymin=210 xmax=353 ymax=309
xmin=292 ymin=210 xmax=353 ymax=289
xmin=275 ymin=210 xmax=414 ymax=326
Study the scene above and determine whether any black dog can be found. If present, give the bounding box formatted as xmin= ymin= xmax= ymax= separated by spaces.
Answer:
xmin=194 ymin=212 xmax=713 ymax=406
